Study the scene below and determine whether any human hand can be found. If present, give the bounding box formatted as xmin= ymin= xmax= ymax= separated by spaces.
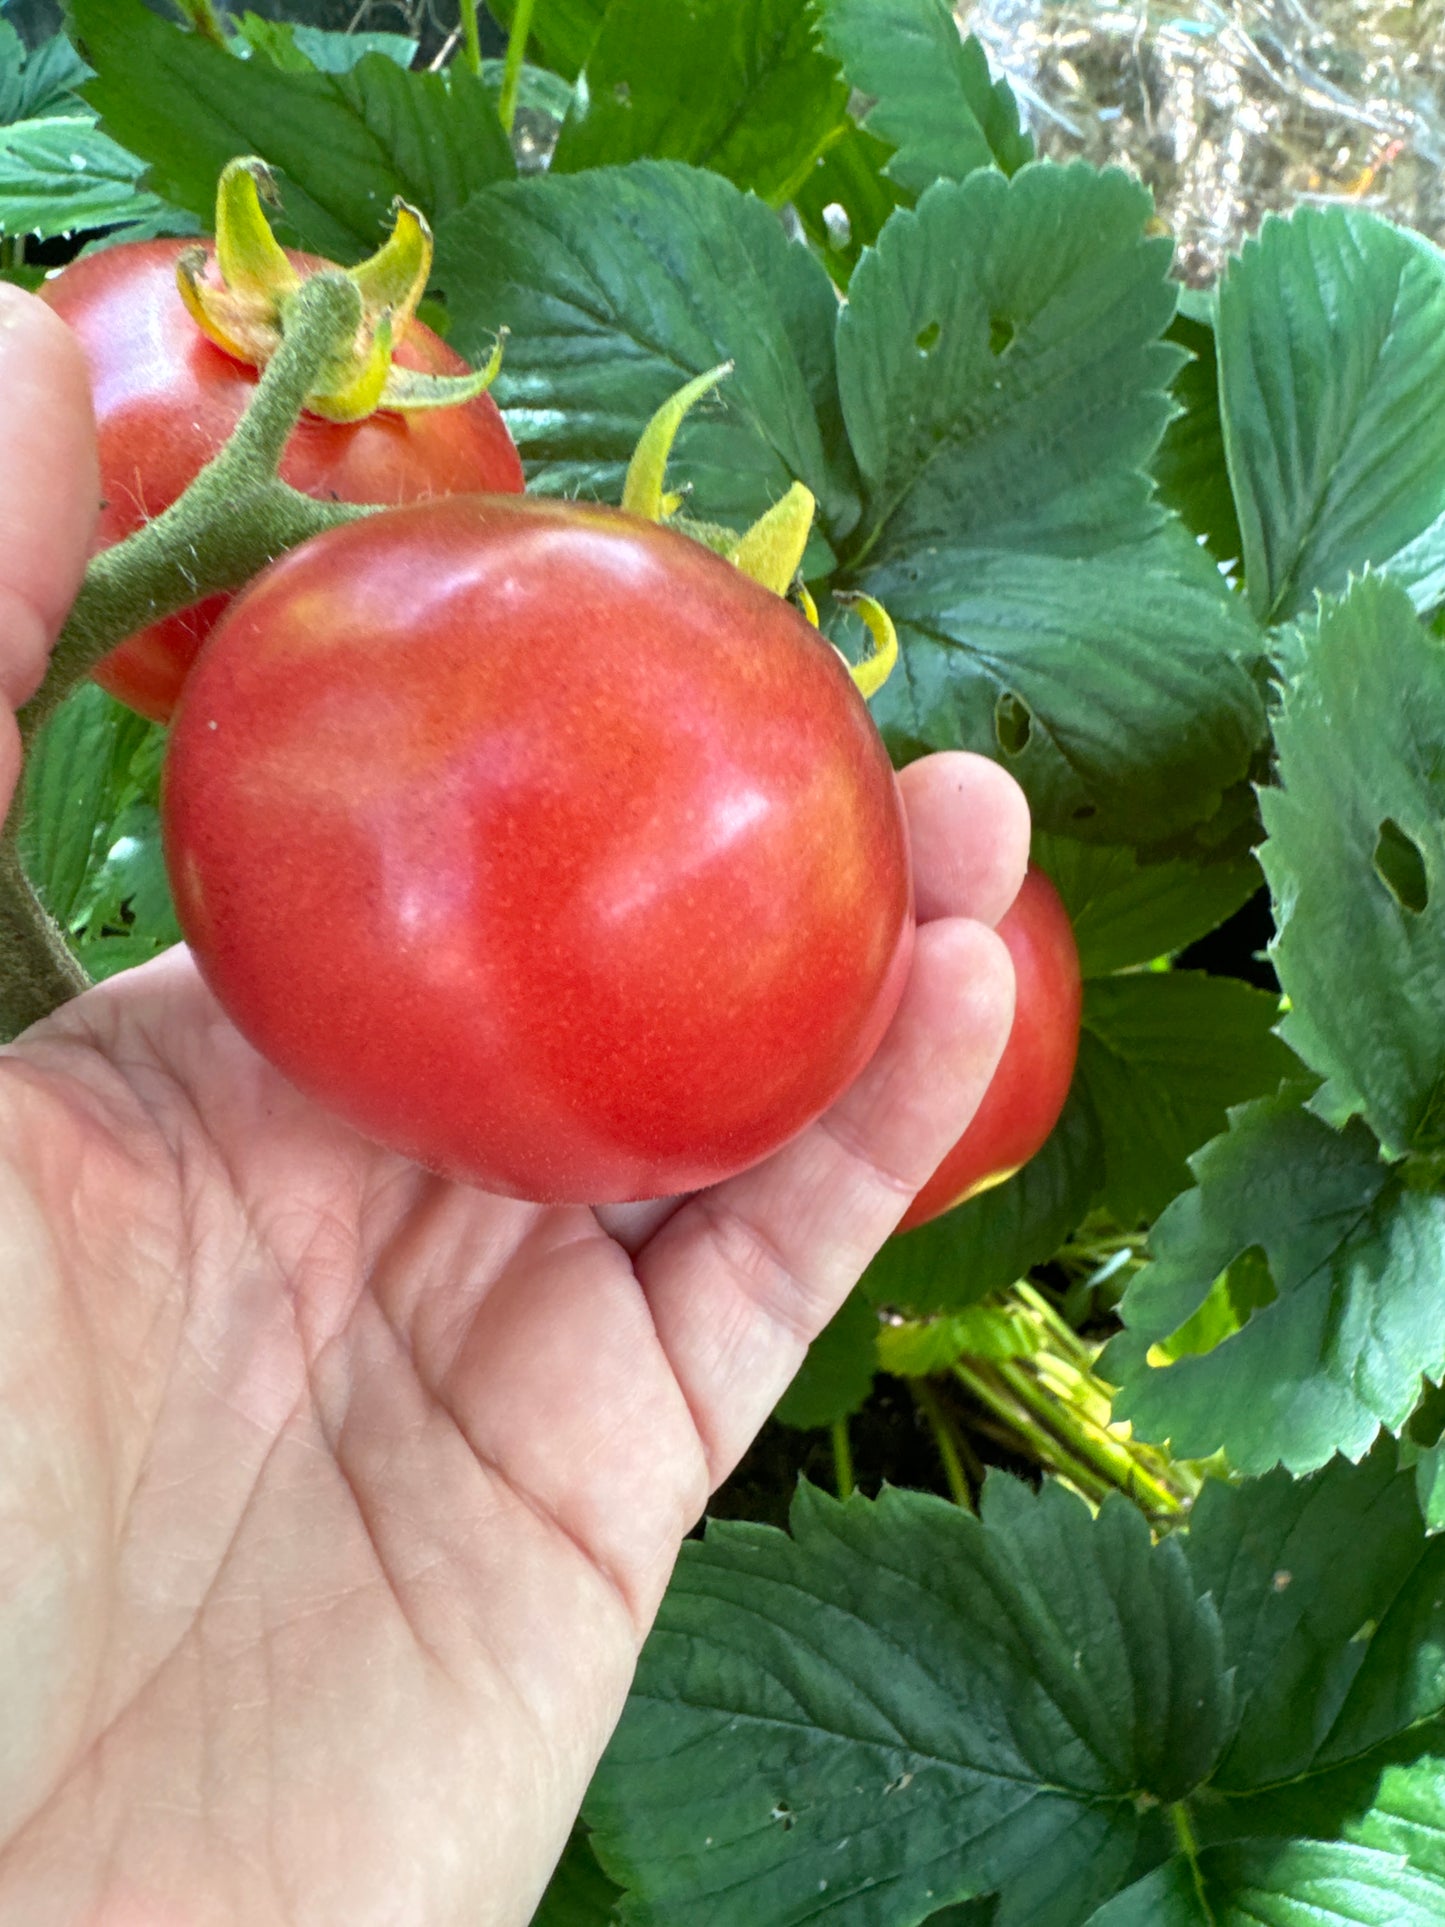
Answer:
xmin=0 ymin=281 xmax=1027 ymax=1926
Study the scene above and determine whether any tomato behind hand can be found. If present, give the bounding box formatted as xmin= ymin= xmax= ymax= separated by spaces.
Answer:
xmin=162 ymin=496 xmax=914 ymax=1203
xmin=43 ymin=241 xmax=524 ymax=722
xmin=899 ymin=865 xmax=1081 ymax=1230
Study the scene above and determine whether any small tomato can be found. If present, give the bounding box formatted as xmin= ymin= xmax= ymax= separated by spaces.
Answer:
xmin=900 ymin=865 xmax=1081 ymax=1230
xmin=42 ymin=240 xmax=523 ymax=722
xmin=162 ymin=496 xmax=914 ymax=1204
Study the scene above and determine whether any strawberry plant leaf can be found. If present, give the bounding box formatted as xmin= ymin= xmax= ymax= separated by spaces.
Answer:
xmin=774 ymin=1289 xmax=879 ymax=1430
xmin=434 ymin=160 xmax=861 ymax=541
xmin=1260 ymin=575 xmax=1445 ymax=1158
xmin=1086 ymin=1841 xmax=1445 ymax=1927
xmin=533 ymin=1825 xmax=624 ymax=1924
xmin=1153 ymin=302 xmax=1243 ymax=567
xmin=1103 ymin=1091 xmax=1445 ymax=1475
xmin=1078 ymin=973 xmax=1296 ymax=1227
xmin=486 ymin=0 xmax=609 ymax=80
xmin=587 ymin=1478 xmax=1230 ymax=1927
xmin=0 ymin=22 xmax=89 ymax=125
xmin=1218 ymin=206 xmax=1445 ymax=623
xmin=1184 ymin=1447 xmax=1429 ymax=1790
xmin=1036 ymin=836 xmax=1261 ymax=979
xmin=0 ymin=115 xmax=177 ymax=241
xmin=860 ymin=1078 xmax=1105 ymax=1314
xmin=817 ymin=0 xmax=1031 ymax=195
xmin=550 ymin=0 xmax=848 ymax=205
xmin=74 ymin=0 xmax=514 ymax=260
xmin=838 ymin=166 xmax=1265 ymax=842
xmin=19 ymin=683 xmax=155 ymax=928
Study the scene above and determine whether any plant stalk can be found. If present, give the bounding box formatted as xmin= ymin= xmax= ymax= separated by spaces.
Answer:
xmin=458 ymin=0 xmax=483 ymax=75
xmin=498 ymin=0 xmax=537 ymax=133
xmin=2 ymin=273 xmax=378 ymax=1042
xmin=830 ymin=1420 xmax=854 ymax=1501
xmin=912 ymin=1379 xmax=976 ymax=1509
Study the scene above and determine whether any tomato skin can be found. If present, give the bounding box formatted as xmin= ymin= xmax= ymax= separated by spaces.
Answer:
xmin=42 ymin=240 xmax=524 ymax=722
xmin=162 ymin=496 xmax=914 ymax=1203
xmin=899 ymin=866 xmax=1081 ymax=1231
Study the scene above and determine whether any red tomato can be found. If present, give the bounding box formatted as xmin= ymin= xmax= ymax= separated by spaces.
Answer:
xmin=162 ymin=496 xmax=914 ymax=1203
xmin=42 ymin=240 xmax=524 ymax=722
xmin=899 ymin=865 xmax=1081 ymax=1230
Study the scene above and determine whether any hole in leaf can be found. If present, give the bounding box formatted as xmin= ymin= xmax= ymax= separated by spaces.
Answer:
xmin=994 ymin=690 xmax=1031 ymax=756
xmin=1374 ymin=817 xmax=1428 ymax=913
xmin=769 ymin=1802 xmax=795 ymax=1831
xmin=915 ymin=320 xmax=941 ymax=354
xmin=989 ymin=314 xmax=1016 ymax=355
xmin=1071 ymin=803 xmax=1098 ymax=822
xmin=1150 ymin=1244 xmax=1277 ymax=1364
xmin=613 ymin=79 xmax=631 ymax=105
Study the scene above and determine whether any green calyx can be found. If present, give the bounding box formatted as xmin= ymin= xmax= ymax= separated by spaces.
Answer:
xmin=621 ymin=368 xmax=897 ymax=699
xmin=176 ymin=157 xmax=503 ymax=424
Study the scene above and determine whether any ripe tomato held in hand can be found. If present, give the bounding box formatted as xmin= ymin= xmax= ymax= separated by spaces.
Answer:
xmin=162 ymin=496 xmax=914 ymax=1204
xmin=899 ymin=865 xmax=1081 ymax=1230
xmin=42 ymin=240 xmax=524 ymax=722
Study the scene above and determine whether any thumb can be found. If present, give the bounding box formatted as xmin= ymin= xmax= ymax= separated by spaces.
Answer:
xmin=0 ymin=280 xmax=99 ymax=818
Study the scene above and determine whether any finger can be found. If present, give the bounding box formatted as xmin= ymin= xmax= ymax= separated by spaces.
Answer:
xmin=0 ymin=283 xmax=99 ymax=715
xmin=636 ymin=915 xmax=1013 ymax=1484
xmin=598 ymin=751 xmax=1030 ymax=1258
xmin=897 ymin=750 xmax=1031 ymax=925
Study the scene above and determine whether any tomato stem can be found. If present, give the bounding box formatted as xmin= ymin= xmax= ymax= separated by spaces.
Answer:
xmin=0 ymin=825 xmax=88 ymax=1044
xmin=18 ymin=272 xmax=373 ymax=753
xmin=2 ymin=273 xmax=379 ymax=1036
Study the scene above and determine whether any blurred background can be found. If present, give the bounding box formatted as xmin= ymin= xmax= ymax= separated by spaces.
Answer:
xmin=9 ymin=0 xmax=1444 ymax=282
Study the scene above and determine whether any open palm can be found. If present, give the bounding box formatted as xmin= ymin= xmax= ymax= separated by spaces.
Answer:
xmin=0 ymin=286 xmax=1025 ymax=1926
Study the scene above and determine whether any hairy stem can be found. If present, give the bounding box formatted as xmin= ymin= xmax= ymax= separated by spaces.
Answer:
xmin=2 ymin=273 xmax=377 ymax=1039
xmin=912 ymin=1379 xmax=975 ymax=1509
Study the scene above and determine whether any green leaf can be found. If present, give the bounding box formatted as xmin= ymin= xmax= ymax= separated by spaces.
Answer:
xmin=1259 ymin=576 xmax=1445 ymax=1158
xmin=877 ymin=1304 xmax=1043 ymax=1376
xmin=1217 ymin=206 xmax=1445 ymax=624
xmin=837 ymin=165 xmax=1179 ymax=566
xmin=551 ymin=0 xmax=848 ymax=205
xmin=790 ymin=120 xmax=903 ymax=286
xmin=774 ymin=1289 xmax=879 ymax=1430
xmin=487 ymin=0 xmax=609 ymax=80
xmin=860 ymin=1077 xmax=1104 ymax=1314
xmin=75 ymin=0 xmax=513 ymax=261
xmin=588 ymin=1478 xmax=1228 ymax=1926
xmin=434 ymin=161 xmax=860 ymax=540
xmin=19 ymin=682 xmax=154 ymax=928
xmin=0 ymin=115 xmax=171 ymax=240
xmin=1346 ymin=1755 xmax=1445 ymax=1879
xmin=1078 ymin=972 xmax=1296 ymax=1227
xmin=1087 ymin=1841 xmax=1445 ymax=1927
xmin=532 ymin=1825 xmax=623 ymax=1924
xmin=1185 ymin=1447 xmax=1427 ymax=1790
xmin=1036 ymin=835 xmax=1262 ymax=979
xmin=0 ymin=25 xmax=89 ymax=125
xmin=71 ymin=799 xmax=182 ymax=983
xmin=837 ymin=166 xmax=1264 ymax=843
xmin=817 ymin=0 xmax=1030 ymax=195
xmin=867 ymin=546 xmax=1265 ymax=844
xmin=1153 ymin=304 xmax=1244 ymax=567
xmin=1103 ymin=1091 xmax=1445 ymax=1476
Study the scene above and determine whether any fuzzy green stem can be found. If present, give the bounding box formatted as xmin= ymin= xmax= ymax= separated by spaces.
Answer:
xmin=498 ymin=0 xmax=536 ymax=133
xmin=912 ymin=1380 xmax=975 ymax=1509
xmin=2 ymin=273 xmax=377 ymax=1041
xmin=19 ymin=273 xmax=371 ymax=752
xmin=1170 ymin=1802 xmax=1215 ymax=1922
xmin=458 ymin=0 xmax=483 ymax=75
xmin=0 ymin=825 xmax=87 ymax=1043
xmin=830 ymin=1420 xmax=854 ymax=1501
xmin=993 ymin=1357 xmax=1184 ymax=1518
